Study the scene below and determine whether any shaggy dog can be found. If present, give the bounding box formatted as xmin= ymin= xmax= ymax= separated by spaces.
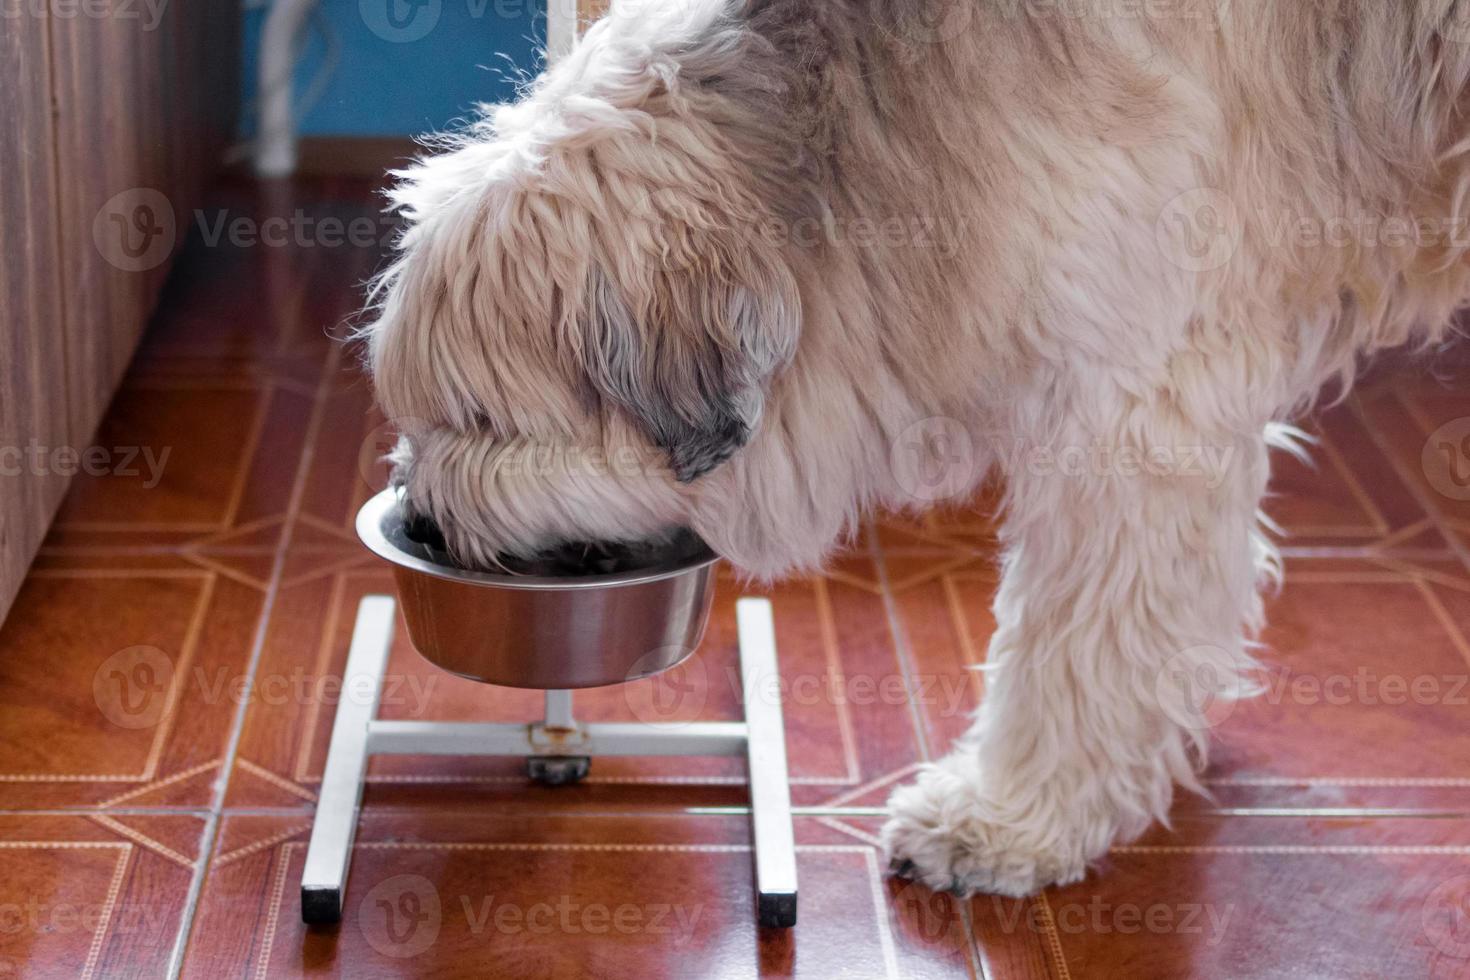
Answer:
xmin=363 ymin=0 xmax=1470 ymax=896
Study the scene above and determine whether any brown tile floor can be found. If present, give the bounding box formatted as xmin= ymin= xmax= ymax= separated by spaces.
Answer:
xmin=0 ymin=177 xmax=1467 ymax=977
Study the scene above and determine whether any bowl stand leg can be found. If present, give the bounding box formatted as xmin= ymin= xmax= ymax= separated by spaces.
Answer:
xmin=736 ymin=598 xmax=799 ymax=928
xmin=300 ymin=596 xmax=396 ymax=925
xmin=299 ymin=596 xmax=798 ymax=931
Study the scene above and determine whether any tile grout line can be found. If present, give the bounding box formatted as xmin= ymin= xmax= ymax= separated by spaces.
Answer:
xmin=1352 ymin=392 xmax=1470 ymax=573
xmin=866 ymin=519 xmax=995 ymax=977
xmin=163 ymin=318 xmax=343 ymax=979
xmin=864 ymin=520 xmax=935 ymax=763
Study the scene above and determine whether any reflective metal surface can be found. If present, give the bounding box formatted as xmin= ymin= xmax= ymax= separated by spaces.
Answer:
xmin=355 ymin=490 xmax=720 ymax=689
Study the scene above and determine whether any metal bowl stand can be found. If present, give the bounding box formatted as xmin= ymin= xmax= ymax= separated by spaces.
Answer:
xmin=299 ymin=595 xmax=798 ymax=930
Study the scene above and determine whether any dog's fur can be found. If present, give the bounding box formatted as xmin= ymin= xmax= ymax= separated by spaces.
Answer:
xmin=364 ymin=0 xmax=1470 ymax=896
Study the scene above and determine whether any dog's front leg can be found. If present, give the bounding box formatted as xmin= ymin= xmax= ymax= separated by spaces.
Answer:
xmin=883 ymin=390 xmax=1274 ymax=897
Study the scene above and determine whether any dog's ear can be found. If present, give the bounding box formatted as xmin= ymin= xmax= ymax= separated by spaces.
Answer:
xmin=577 ymin=218 xmax=800 ymax=483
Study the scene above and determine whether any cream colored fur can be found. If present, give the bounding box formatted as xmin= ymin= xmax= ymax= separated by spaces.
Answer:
xmin=363 ymin=0 xmax=1470 ymax=896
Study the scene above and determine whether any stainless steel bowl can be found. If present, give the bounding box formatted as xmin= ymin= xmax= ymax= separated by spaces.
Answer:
xmin=355 ymin=489 xmax=720 ymax=690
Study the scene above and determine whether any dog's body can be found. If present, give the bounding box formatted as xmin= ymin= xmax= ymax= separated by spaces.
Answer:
xmin=365 ymin=0 xmax=1470 ymax=896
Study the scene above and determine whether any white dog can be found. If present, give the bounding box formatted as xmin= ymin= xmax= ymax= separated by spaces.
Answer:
xmin=363 ymin=0 xmax=1470 ymax=896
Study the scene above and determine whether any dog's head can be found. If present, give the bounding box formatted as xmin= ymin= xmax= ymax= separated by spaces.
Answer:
xmin=363 ymin=2 xmax=824 ymax=573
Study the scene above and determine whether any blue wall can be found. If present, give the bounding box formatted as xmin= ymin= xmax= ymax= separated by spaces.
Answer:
xmin=240 ymin=0 xmax=547 ymax=138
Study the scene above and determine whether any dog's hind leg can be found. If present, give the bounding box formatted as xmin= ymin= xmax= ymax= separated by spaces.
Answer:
xmin=881 ymin=374 xmax=1275 ymax=897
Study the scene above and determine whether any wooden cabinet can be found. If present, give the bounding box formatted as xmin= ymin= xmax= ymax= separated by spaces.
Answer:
xmin=0 ymin=5 xmax=239 ymax=622
xmin=0 ymin=11 xmax=70 ymax=620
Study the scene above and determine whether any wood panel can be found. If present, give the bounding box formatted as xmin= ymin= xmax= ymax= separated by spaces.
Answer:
xmin=48 ymin=0 xmax=240 ymax=441
xmin=53 ymin=17 xmax=157 ymax=438
xmin=0 ymin=5 xmax=239 ymax=623
xmin=0 ymin=9 xmax=70 ymax=622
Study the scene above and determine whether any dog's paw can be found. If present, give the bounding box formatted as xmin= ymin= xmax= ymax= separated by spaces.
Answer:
xmin=880 ymin=764 xmax=1089 ymax=898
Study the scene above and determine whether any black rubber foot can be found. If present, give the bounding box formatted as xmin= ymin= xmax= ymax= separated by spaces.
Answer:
xmin=302 ymin=886 xmax=342 ymax=925
xmin=758 ymin=892 xmax=797 ymax=929
xmin=527 ymin=756 xmax=591 ymax=786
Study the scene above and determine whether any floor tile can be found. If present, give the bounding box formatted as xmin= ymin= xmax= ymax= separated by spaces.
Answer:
xmin=1262 ymin=399 xmax=1445 ymax=553
xmin=1190 ymin=563 xmax=1470 ymax=809
xmin=1379 ymin=382 xmax=1470 ymax=556
xmin=41 ymin=375 xmax=314 ymax=552
xmin=0 ymin=814 xmax=202 ymax=980
xmin=0 ymin=552 xmax=263 ymax=808
xmin=880 ymin=549 xmax=1470 ymax=812
xmin=975 ymin=817 xmax=1470 ymax=980
xmin=182 ymin=813 xmax=976 ymax=979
